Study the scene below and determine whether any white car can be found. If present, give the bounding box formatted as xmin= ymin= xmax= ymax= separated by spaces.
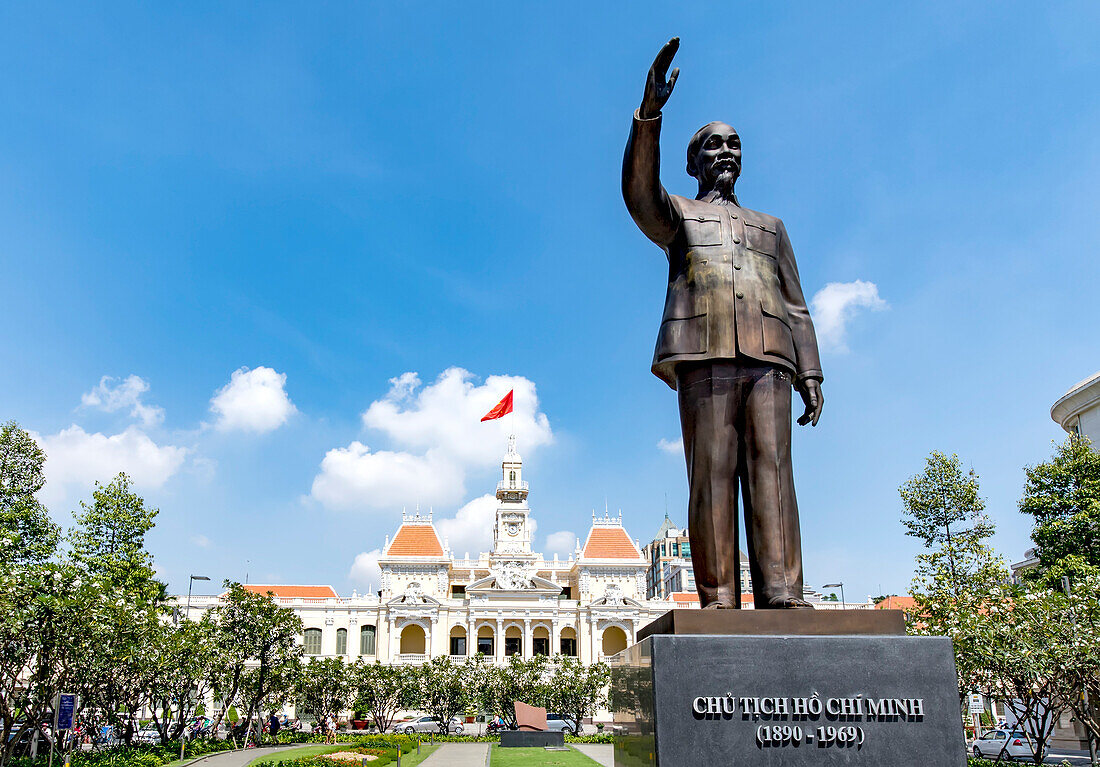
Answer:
xmin=134 ymin=727 xmax=161 ymax=745
xmin=545 ymin=714 xmax=580 ymax=734
xmin=972 ymin=729 xmax=1035 ymax=761
xmin=392 ymin=716 xmax=463 ymax=735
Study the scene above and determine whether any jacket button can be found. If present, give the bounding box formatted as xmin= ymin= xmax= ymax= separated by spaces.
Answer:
xmin=733 ymin=264 xmax=742 ymax=270
xmin=736 ymin=292 xmax=744 ymax=299
xmin=731 ymin=214 xmax=738 ymax=219
xmin=733 ymin=237 xmax=741 ymax=244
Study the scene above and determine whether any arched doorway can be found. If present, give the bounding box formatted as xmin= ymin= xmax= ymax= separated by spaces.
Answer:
xmin=601 ymin=626 xmax=628 ymax=658
xmin=400 ymin=624 xmax=426 ymax=655
xmin=449 ymin=625 xmax=467 ymax=656
xmin=559 ymin=626 xmax=577 ymax=656
xmin=532 ymin=625 xmax=550 ymax=656
xmin=504 ymin=625 xmax=522 ymax=656
xmin=477 ymin=625 xmax=495 ymax=657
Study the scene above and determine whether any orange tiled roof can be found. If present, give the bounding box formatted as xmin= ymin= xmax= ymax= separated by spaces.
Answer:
xmin=388 ymin=523 xmax=444 ymax=556
xmin=241 ymin=584 xmax=337 ymax=599
xmin=875 ymin=596 xmax=917 ymax=611
xmin=582 ymin=527 xmax=640 ymax=559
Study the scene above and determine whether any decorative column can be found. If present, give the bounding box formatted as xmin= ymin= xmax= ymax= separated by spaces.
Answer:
xmin=388 ymin=617 xmax=397 ymax=662
xmin=523 ymin=619 xmax=532 ymax=658
xmin=496 ymin=618 xmax=504 ymax=663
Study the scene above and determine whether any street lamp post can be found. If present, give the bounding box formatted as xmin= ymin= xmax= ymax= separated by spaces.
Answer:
xmin=823 ymin=582 xmax=846 ymax=609
xmin=185 ymin=575 xmax=211 ymax=624
xmin=181 ymin=576 xmax=210 ymax=760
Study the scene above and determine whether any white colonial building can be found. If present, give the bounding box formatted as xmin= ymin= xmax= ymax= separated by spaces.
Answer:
xmin=182 ymin=437 xmax=682 ymax=665
xmin=1051 ymin=370 xmax=1100 ymax=443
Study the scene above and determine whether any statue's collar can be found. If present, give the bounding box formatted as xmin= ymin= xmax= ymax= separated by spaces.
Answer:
xmin=698 ymin=189 xmax=740 ymax=207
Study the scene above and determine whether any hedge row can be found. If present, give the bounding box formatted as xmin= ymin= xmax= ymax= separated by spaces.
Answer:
xmin=10 ymin=739 xmax=237 ymax=767
xmin=286 ymin=731 xmax=614 ymax=745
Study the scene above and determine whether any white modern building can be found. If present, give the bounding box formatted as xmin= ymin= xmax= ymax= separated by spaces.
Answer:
xmin=1051 ymin=370 xmax=1100 ymax=443
xmin=182 ymin=437 xmax=685 ymax=665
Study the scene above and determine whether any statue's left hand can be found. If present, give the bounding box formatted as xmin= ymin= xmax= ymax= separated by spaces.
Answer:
xmin=796 ymin=379 xmax=824 ymax=427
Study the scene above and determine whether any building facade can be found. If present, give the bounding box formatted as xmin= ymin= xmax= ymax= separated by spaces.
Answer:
xmin=1051 ymin=370 xmax=1100 ymax=443
xmin=641 ymin=514 xmax=750 ymax=599
xmin=183 ymin=437 xmax=682 ymax=666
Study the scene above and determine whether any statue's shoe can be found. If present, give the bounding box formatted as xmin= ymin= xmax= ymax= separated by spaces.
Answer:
xmin=701 ymin=600 xmax=735 ymax=609
xmin=764 ymin=596 xmax=815 ymax=609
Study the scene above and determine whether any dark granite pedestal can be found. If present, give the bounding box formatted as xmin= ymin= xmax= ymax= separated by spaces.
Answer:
xmin=500 ymin=730 xmax=565 ymax=748
xmin=611 ymin=610 xmax=966 ymax=767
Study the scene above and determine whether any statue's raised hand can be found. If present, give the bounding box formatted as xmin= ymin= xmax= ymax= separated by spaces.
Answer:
xmin=640 ymin=37 xmax=680 ymax=119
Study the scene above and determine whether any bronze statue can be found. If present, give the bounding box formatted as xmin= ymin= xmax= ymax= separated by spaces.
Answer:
xmin=623 ymin=38 xmax=824 ymax=609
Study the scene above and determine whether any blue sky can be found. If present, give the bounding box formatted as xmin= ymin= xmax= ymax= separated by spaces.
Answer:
xmin=3 ymin=2 xmax=1099 ymax=600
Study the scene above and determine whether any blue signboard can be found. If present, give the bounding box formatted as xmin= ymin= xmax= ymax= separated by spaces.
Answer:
xmin=56 ymin=693 xmax=76 ymax=730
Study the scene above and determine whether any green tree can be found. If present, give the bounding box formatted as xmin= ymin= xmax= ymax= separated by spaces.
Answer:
xmin=545 ymin=657 xmax=610 ymax=735
xmin=900 ymin=451 xmax=995 ymax=596
xmin=0 ymin=562 xmax=98 ymax=766
xmin=67 ymin=474 xmax=167 ymax=744
xmin=1019 ymin=435 xmax=1100 ymax=576
xmin=0 ymin=421 xmax=59 ymax=566
xmin=475 ymin=654 xmax=552 ymax=729
xmin=352 ymin=661 xmax=414 ymax=734
xmin=296 ymin=657 xmax=351 ymax=731
xmin=1041 ymin=564 xmax=1100 ymax=766
xmin=147 ymin=618 xmax=218 ymax=742
xmin=70 ymin=473 xmax=160 ymax=596
xmin=407 ymin=656 xmax=472 ymax=734
xmin=206 ymin=583 xmax=303 ymax=745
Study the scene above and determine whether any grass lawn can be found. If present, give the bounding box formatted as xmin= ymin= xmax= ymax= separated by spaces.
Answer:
xmin=490 ymin=746 xmax=601 ymax=766
xmin=248 ymin=744 xmax=350 ymax=765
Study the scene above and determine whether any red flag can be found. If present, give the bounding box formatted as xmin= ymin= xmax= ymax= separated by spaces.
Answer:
xmin=481 ymin=389 xmax=514 ymax=422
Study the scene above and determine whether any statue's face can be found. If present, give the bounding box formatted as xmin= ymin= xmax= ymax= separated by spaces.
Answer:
xmin=692 ymin=123 xmax=741 ymax=187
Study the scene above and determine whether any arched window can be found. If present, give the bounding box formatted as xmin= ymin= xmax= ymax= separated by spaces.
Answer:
xmin=602 ymin=626 xmax=628 ymax=657
xmin=509 ymin=471 xmax=516 ymax=484
xmin=336 ymin=628 xmax=347 ymax=655
xmin=303 ymin=628 xmax=322 ymax=655
xmin=360 ymin=625 xmax=376 ymax=655
xmin=400 ymin=624 xmax=426 ymax=654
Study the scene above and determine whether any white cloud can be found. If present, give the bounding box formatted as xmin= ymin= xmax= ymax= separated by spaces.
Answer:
xmin=545 ymin=530 xmax=577 ymax=556
xmin=657 ymin=437 xmax=683 ymax=455
xmin=810 ymin=280 xmax=887 ymax=353
xmin=361 ymin=368 xmax=552 ymax=465
xmin=81 ymin=374 xmax=164 ymax=427
xmin=434 ymin=494 xmax=499 ymax=557
xmin=311 ymin=442 xmax=465 ymax=510
xmin=348 ymin=548 xmax=383 ymax=591
xmin=311 ymin=368 xmax=553 ymax=512
xmin=210 ymin=366 xmax=296 ymax=433
xmin=35 ymin=425 xmax=189 ymax=506
xmin=192 ymin=534 xmax=211 ymax=548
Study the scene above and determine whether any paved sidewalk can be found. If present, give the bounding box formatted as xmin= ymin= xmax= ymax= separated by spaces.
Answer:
xmin=418 ymin=743 xmax=488 ymax=767
xmin=182 ymin=746 xmax=289 ymax=767
xmin=571 ymin=744 xmax=613 ymax=766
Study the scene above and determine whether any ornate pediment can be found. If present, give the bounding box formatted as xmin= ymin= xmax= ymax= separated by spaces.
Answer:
xmin=467 ymin=560 xmax=562 ymax=594
xmin=386 ymin=582 xmax=441 ymax=607
xmin=589 ymin=584 xmax=644 ymax=609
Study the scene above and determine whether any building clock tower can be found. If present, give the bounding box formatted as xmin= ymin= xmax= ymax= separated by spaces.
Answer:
xmin=492 ymin=435 xmax=534 ymax=557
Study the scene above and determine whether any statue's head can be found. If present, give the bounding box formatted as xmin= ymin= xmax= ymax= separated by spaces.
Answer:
xmin=687 ymin=121 xmax=741 ymax=199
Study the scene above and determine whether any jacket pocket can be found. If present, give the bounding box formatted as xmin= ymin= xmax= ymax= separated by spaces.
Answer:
xmin=656 ymin=313 xmax=708 ymax=360
xmin=761 ymin=308 xmax=795 ymax=364
xmin=682 ymin=214 xmax=723 ymax=247
xmin=744 ymin=220 xmax=777 ymax=256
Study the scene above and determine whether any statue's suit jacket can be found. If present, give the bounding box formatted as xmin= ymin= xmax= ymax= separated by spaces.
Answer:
xmin=622 ymin=110 xmax=823 ymax=390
